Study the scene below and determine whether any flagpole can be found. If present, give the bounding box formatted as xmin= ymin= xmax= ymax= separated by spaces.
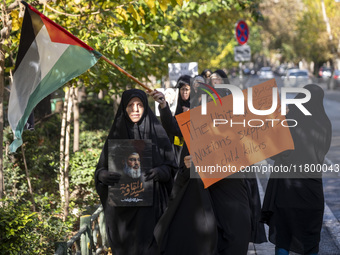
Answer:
xmin=100 ymin=55 xmax=153 ymax=92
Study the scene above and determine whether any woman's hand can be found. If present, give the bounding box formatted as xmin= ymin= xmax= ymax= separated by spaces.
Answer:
xmin=144 ymin=167 xmax=170 ymax=182
xmin=182 ymin=106 xmax=190 ymax=112
xmin=148 ymin=90 xmax=167 ymax=109
xmin=98 ymin=170 xmax=121 ymax=186
xmin=184 ymin=155 xmax=192 ymax=169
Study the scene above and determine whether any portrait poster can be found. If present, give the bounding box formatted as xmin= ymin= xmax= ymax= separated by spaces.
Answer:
xmin=108 ymin=139 xmax=153 ymax=206
xmin=168 ymin=62 xmax=198 ymax=87
xmin=155 ymin=88 xmax=179 ymax=116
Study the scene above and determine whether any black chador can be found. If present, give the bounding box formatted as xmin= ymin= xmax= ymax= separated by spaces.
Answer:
xmin=154 ymin=101 xmax=218 ymax=255
xmin=95 ymin=89 xmax=176 ymax=255
xmin=154 ymin=78 xmax=265 ymax=255
xmin=262 ymin=84 xmax=332 ymax=254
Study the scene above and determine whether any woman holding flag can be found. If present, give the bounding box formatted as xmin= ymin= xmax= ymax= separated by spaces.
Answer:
xmin=150 ymin=83 xmax=218 ymax=255
xmin=150 ymin=78 xmax=252 ymax=255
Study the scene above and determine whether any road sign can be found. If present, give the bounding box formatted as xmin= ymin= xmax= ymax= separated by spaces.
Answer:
xmin=235 ymin=20 xmax=249 ymax=45
xmin=234 ymin=45 xmax=251 ymax=62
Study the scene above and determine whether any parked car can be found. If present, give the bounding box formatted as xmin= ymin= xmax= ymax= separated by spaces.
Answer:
xmin=318 ymin=66 xmax=332 ymax=79
xmin=274 ymin=64 xmax=287 ymax=76
xmin=258 ymin=67 xmax=274 ymax=80
xmin=332 ymin=70 xmax=340 ymax=89
xmin=283 ymin=69 xmax=312 ymax=87
xmin=243 ymin=67 xmax=255 ymax=75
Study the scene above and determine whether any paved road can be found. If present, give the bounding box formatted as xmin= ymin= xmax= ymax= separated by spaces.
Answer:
xmin=232 ymin=75 xmax=340 ymax=255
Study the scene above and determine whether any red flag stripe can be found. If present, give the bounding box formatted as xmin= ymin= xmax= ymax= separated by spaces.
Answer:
xmin=22 ymin=1 xmax=94 ymax=51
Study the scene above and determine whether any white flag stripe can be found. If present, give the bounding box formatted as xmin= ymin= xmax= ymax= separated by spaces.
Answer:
xmin=8 ymin=25 xmax=68 ymax=131
xmin=8 ymin=39 xmax=40 ymax=131
xmin=36 ymin=25 xmax=68 ymax=81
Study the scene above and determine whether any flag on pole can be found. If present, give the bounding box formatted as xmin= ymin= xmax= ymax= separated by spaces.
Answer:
xmin=8 ymin=1 xmax=102 ymax=153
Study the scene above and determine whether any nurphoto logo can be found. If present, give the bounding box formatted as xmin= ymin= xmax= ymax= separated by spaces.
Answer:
xmin=199 ymin=84 xmax=312 ymax=128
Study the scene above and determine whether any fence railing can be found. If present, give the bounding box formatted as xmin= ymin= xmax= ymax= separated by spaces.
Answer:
xmin=54 ymin=205 xmax=108 ymax=255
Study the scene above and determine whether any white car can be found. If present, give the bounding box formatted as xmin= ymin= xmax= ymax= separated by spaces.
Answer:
xmin=259 ymin=67 xmax=274 ymax=80
xmin=282 ymin=69 xmax=312 ymax=87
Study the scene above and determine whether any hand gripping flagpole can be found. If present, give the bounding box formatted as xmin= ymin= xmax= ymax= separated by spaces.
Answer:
xmin=100 ymin=55 xmax=154 ymax=93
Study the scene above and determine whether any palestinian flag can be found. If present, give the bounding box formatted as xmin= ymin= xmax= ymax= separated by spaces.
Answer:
xmin=8 ymin=1 xmax=102 ymax=152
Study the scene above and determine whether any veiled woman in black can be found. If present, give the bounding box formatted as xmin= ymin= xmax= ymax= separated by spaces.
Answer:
xmin=210 ymin=69 xmax=231 ymax=97
xmin=150 ymin=83 xmax=218 ymax=255
xmin=172 ymin=75 xmax=191 ymax=165
xmin=151 ymin=71 xmax=266 ymax=254
xmin=95 ymin=89 xmax=177 ymax=255
xmin=201 ymin=68 xmax=212 ymax=79
xmin=210 ymin=68 xmax=266 ymax=247
xmin=261 ymin=84 xmax=332 ymax=255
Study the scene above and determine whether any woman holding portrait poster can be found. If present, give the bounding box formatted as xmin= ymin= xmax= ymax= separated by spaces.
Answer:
xmin=95 ymin=89 xmax=177 ymax=255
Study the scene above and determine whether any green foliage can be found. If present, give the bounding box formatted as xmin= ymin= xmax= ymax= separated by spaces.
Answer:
xmin=3 ymin=115 xmax=61 ymax=199
xmin=1 ymin=113 xmax=109 ymax=252
xmin=79 ymin=99 xmax=115 ymax=131
xmin=69 ymin=130 xmax=107 ymax=207
xmin=70 ymin=148 xmax=100 ymax=186
xmin=0 ymin=198 xmax=69 ymax=255
xmin=3 ymin=0 xmax=262 ymax=92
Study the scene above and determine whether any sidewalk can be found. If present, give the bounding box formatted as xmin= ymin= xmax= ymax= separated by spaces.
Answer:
xmin=247 ymin=167 xmax=340 ymax=255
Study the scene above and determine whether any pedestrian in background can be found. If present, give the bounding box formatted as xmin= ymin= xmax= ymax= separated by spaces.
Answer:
xmin=210 ymin=69 xmax=231 ymax=96
xmin=201 ymin=68 xmax=212 ymax=79
xmin=170 ymin=75 xmax=191 ymax=166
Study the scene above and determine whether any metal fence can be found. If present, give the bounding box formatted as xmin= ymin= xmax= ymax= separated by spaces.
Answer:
xmin=54 ymin=205 xmax=108 ymax=255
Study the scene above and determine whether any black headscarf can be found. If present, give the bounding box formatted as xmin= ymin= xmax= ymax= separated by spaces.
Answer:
xmin=104 ymin=89 xmax=176 ymax=168
xmin=175 ymin=75 xmax=191 ymax=115
xmin=212 ymin=69 xmax=229 ymax=82
xmin=201 ymin=68 xmax=212 ymax=79
xmin=95 ymin=89 xmax=176 ymax=255
xmin=280 ymin=84 xmax=332 ymax=170
xmin=211 ymin=69 xmax=231 ymax=96
xmin=190 ymin=75 xmax=205 ymax=108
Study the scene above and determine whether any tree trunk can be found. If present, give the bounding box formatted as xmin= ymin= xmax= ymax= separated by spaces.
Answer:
xmin=0 ymin=0 xmax=13 ymax=200
xmin=59 ymin=87 xmax=70 ymax=213
xmin=0 ymin=40 xmax=4 ymax=200
xmin=321 ymin=0 xmax=335 ymax=90
xmin=321 ymin=0 xmax=332 ymax=42
xmin=73 ymin=86 xmax=79 ymax=152
xmin=21 ymin=145 xmax=36 ymax=211
xmin=63 ymin=86 xmax=73 ymax=220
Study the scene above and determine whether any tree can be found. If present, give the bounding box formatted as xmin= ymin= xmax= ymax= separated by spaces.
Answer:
xmin=172 ymin=1 xmax=262 ymax=71
xmin=2 ymin=0 xmax=263 ymax=219
xmin=1 ymin=0 xmax=20 ymax=199
xmin=257 ymin=0 xmax=340 ymax=72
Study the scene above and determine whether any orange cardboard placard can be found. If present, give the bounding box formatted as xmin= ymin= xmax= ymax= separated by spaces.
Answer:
xmin=175 ymin=79 xmax=295 ymax=188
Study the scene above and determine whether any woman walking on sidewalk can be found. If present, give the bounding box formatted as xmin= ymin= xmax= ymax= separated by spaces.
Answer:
xmin=262 ymin=84 xmax=332 ymax=255
xmin=95 ymin=89 xmax=177 ymax=255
